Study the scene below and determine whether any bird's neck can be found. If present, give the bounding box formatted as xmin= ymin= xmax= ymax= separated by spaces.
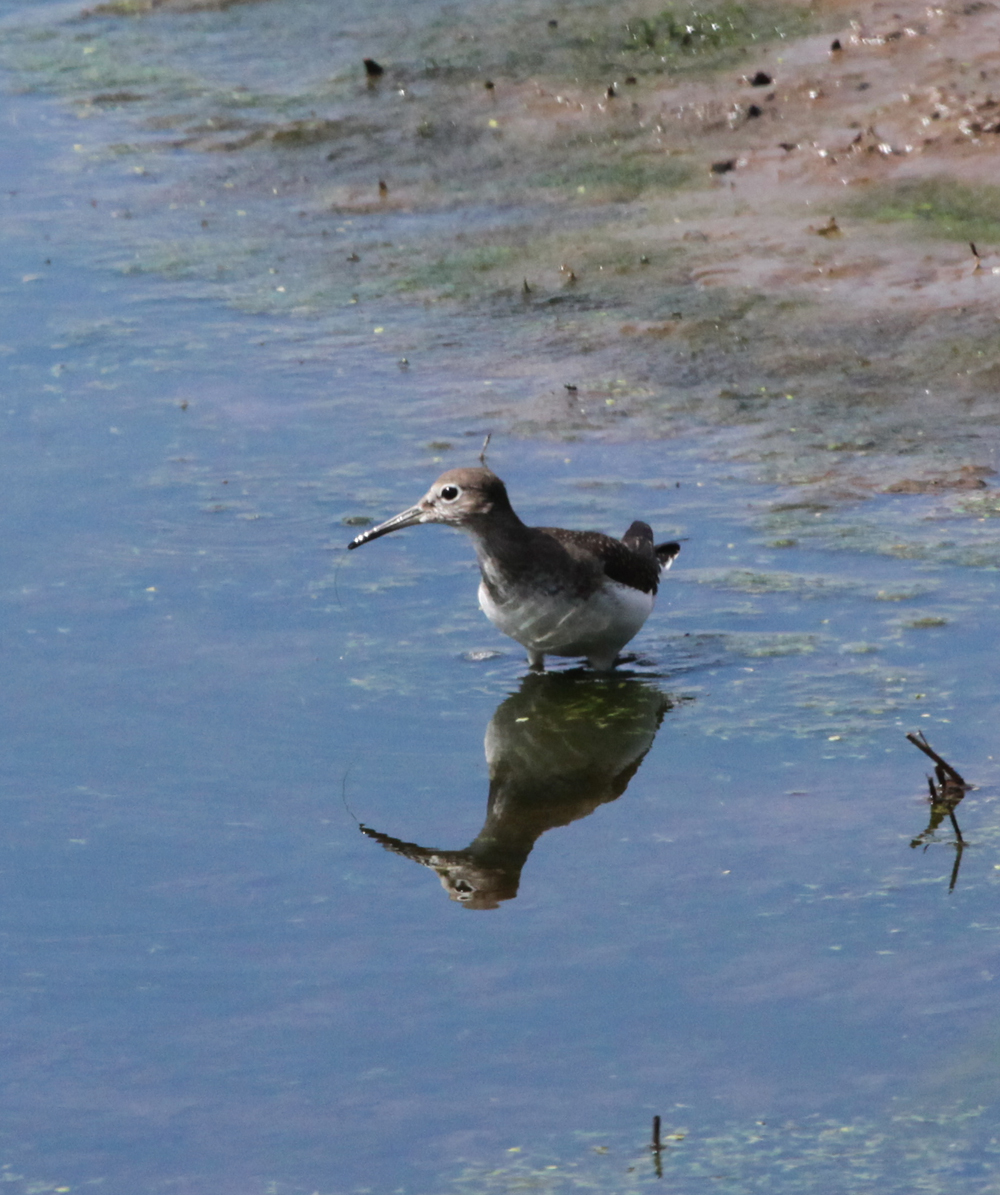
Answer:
xmin=462 ymin=506 xmax=531 ymax=564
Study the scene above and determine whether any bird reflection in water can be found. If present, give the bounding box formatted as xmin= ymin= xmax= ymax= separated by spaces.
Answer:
xmin=361 ymin=672 xmax=673 ymax=910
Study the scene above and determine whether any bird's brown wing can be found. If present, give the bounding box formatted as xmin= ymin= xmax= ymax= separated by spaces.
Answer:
xmin=540 ymin=526 xmax=662 ymax=595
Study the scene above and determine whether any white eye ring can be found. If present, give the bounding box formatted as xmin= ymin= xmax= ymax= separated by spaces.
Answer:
xmin=439 ymin=484 xmax=462 ymax=502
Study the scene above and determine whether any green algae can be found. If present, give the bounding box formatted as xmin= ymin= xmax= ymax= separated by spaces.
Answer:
xmin=623 ymin=0 xmax=815 ymax=70
xmin=449 ymin=1102 xmax=998 ymax=1195
xmin=759 ymin=500 xmax=1000 ymax=571
xmin=529 ymin=157 xmax=693 ymax=201
xmin=415 ymin=0 xmax=817 ymax=86
xmin=394 ymin=219 xmax=692 ymax=302
xmin=953 ymin=492 xmax=1000 ymax=518
xmin=849 ymin=178 xmax=1000 ymax=246
xmin=680 ymin=630 xmax=819 ymax=656
xmin=681 ymin=567 xmax=854 ymax=595
xmin=84 ymin=0 xmax=273 ymax=13
xmin=397 ymin=244 xmax=523 ymax=298
xmin=0 ymin=23 xmax=202 ymax=98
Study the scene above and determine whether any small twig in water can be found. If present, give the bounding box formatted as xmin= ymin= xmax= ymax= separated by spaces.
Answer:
xmin=948 ymin=834 xmax=965 ymax=893
xmin=948 ymin=809 xmax=964 ymax=845
xmin=330 ymin=546 xmax=347 ymax=612
xmin=340 ymin=757 xmax=362 ymax=825
xmin=650 ymin=1115 xmax=664 ymax=1178
xmin=906 ymin=731 xmax=966 ymax=786
xmin=907 ymin=732 xmax=970 ymax=890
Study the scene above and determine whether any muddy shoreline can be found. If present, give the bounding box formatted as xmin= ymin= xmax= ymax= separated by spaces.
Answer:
xmin=5 ymin=0 xmax=1000 ymax=505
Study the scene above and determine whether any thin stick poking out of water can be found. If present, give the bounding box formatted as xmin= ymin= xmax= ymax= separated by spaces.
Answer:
xmin=650 ymin=1115 xmax=664 ymax=1177
xmin=906 ymin=731 xmax=966 ymax=786
xmin=907 ymin=732 xmax=970 ymax=891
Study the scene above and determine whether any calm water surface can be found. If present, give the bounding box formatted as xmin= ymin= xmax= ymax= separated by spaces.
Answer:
xmin=2 ymin=3 xmax=1000 ymax=1193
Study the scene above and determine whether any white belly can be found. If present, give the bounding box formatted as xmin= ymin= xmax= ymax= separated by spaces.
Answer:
xmin=478 ymin=579 xmax=654 ymax=670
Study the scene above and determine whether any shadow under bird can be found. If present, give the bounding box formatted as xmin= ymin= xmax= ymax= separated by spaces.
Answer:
xmin=347 ymin=466 xmax=680 ymax=670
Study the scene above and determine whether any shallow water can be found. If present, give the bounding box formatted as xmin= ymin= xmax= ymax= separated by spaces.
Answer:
xmin=2 ymin=2 xmax=1000 ymax=1193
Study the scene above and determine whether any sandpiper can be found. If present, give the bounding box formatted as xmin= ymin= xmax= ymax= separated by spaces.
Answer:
xmin=346 ymin=466 xmax=680 ymax=671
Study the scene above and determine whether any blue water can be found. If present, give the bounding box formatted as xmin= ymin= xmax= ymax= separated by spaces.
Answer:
xmin=2 ymin=6 xmax=1000 ymax=1194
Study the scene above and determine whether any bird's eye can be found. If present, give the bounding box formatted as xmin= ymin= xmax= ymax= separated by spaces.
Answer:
xmin=440 ymin=484 xmax=461 ymax=502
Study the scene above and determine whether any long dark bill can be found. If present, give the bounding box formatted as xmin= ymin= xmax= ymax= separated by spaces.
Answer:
xmin=347 ymin=504 xmax=424 ymax=549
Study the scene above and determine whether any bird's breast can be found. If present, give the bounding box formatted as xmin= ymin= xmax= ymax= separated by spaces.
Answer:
xmin=477 ymin=576 xmax=654 ymax=656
